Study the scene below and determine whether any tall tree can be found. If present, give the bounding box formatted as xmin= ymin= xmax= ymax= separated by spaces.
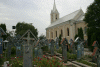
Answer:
xmin=15 ymin=22 xmax=38 ymax=37
xmin=0 ymin=24 xmax=10 ymax=40
xmin=74 ymin=27 xmax=84 ymax=40
xmin=78 ymin=27 xmax=84 ymax=40
xmin=84 ymin=0 xmax=100 ymax=49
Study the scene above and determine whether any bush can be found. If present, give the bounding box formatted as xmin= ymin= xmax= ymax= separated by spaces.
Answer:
xmin=41 ymin=46 xmax=48 ymax=51
xmin=11 ymin=47 xmax=16 ymax=55
xmin=67 ymin=52 xmax=77 ymax=59
xmin=33 ymin=55 xmax=63 ymax=67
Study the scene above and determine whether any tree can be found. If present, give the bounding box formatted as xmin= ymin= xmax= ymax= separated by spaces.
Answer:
xmin=0 ymin=24 xmax=10 ymax=40
xmin=15 ymin=22 xmax=38 ymax=37
xmin=78 ymin=27 xmax=84 ymax=40
xmin=84 ymin=0 xmax=100 ymax=49
xmin=59 ymin=34 xmax=62 ymax=47
xmin=74 ymin=27 xmax=84 ymax=40
xmin=39 ymin=34 xmax=46 ymax=40
xmin=74 ymin=34 xmax=78 ymax=40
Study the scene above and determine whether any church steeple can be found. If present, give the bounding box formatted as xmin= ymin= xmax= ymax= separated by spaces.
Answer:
xmin=53 ymin=0 xmax=56 ymax=12
xmin=51 ymin=0 xmax=59 ymax=23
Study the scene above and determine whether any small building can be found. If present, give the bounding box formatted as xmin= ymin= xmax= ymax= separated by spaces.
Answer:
xmin=46 ymin=0 xmax=87 ymax=41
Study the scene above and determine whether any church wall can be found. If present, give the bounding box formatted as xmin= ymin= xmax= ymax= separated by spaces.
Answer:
xmin=75 ymin=22 xmax=87 ymax=40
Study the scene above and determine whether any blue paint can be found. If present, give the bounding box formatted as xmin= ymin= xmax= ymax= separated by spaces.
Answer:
xmin=0 ymin=38 xmax=2 ymax=54
xmin=77 ymin=45 xmax=81 ymax=60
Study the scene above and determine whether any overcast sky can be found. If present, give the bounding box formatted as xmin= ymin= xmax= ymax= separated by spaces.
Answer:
xmin=0 ymin=0 xmax=94 ymax=36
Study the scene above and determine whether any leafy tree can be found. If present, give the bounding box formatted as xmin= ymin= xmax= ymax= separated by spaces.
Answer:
xmin=59 ymin=34 xmax=62 ymax=47
xmin=0 ymin=24 xmax=10 ymax=40
xmin=78 ymin=27 xmax=84 ymax=40
xmin=84 ymin=0 xmax=100 ymax=49
xmin=15 ymin=22 xmax=38 ymax=37
xmin=74 ymin=34 xmax=78 ymax=40
xmin=74 ymin=27 xmax=84 ymax=40
xmin=39 ymin=34 xmax=46 ymax=40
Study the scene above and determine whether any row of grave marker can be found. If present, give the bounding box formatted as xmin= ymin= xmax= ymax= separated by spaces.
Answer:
xmin=0 ymin=28 xmax=100 ymax=67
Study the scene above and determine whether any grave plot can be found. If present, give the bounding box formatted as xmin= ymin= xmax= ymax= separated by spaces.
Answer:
xmin=0 ymin=32 xmax=99 ymax=67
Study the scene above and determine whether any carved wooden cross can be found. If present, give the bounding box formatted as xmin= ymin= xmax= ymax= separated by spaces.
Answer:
xmin=23 ymin=32 xmax=34 ymax=46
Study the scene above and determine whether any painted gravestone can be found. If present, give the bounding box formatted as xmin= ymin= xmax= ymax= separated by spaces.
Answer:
xmin=34 ymin=40 xmax=40 ymax=57
xmin=38 ymin=43 xmax=43 ymax=60
xmin=81 ymin=42 xmax=84 ymax=57
xmin=15 ymin=41 xmax=22 ymax=57
xmin=74 ymin=37 xmax=82 ymax=60
xmin=92 ymin=41 xmax=100 ymax=67
xmin=0 ymin=27 xmax=6 ymax=55
xmin=50 ymin=39 xmax=55 ymax=56
xmin=7 ymin=43 xmax=12 ymax=58
xmin=71 ymin=42 xmax=76 ymax=54
xmin=20 ymin=30 xmax=36 ymax=67
xmin=48 ymin=39 xmax=51 ymax=50
xmin=60 ymin=38 xmax=68 ymax=62
xmin=55 ymin=37 xmax=59 ymax=50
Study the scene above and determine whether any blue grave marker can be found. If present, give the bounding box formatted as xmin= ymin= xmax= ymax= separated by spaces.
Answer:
xmin=60 ymin=38 xmax=68 ymax=62
xmin=77 ymin=44 xmax=81 ymax=60
xmin=0 ymin=38 xmax=3 ymax=55
xmin=50 ymin=39 xmax=55 ymax=56
xmin=55 ymin=37 xmax=59 ymax=50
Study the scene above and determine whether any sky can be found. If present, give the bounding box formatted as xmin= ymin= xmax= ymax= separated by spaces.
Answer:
xmin=0 ymin=0 xmax=94 ymax=37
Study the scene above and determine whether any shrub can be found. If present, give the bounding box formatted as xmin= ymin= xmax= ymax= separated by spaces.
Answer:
xmin=11 ymin=47 xmax=16 ymax=55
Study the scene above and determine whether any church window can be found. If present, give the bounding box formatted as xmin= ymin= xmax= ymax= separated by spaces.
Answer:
xmin=56 ymin=14 xmax=57 ymax=20
xmin=61 ymin=29 xmax=63 ymax=37
xmin=51 ymin=32 xmax=53 ymax=38
xmin=56 ymin=31 xmax=57 ymax=37
xmin=67 ymin=28 xmax=69 ymax=36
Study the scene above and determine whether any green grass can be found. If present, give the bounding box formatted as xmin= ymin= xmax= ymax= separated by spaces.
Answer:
xmin=77 ymin=60 xmax=97 ymax=67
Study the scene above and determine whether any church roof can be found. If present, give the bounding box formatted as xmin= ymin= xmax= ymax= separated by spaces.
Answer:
xmin=46 ymin=9 xmax=84 ymax=29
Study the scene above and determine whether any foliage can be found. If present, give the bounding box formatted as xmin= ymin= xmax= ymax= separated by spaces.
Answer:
xmin=39 ymin=34 xmax=46 ymax=40
xmin=0 ymin=23 xmax=10 ymax=40
xmin=0 ymin=57 xmax=5 ymax=67
xmin=78 ymin=27 xmax=84 ymax=40
xmin=74 ymin=34 xmax=78 ymax=40
xmin=15 ymin=22 xmax=38 ymax=37
xmin=77 ymin=60 xmax=96 ymax=67
xmin=0 ymin=24 xmax=6 ymax=32
xmin=67 ymin=52 xmax=77 ymax=60
xmin=11 ymin=47 xmax=16 ymax=55
xmin=33 ymin=55 xmax=63 ymax=67
xmin=74 ymin=27 xmax=84 ymax=40
xmin=84 ymin=0 xmax=100 ymax=49
xmin=57 ymin=48 xmax=62 ymax=54
xmin=41 ymin=46 xmax=48 ymax=51
xmin=11 ymin=57 xmax=23 ymax=67
xmin=59 ymin=34 xmax=62 ymax=47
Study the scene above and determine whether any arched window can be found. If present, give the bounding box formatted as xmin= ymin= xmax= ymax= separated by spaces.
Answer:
xmin=51 ymin=32 xmax=53 ymax=38
xmin=56 ymin=14 xmax=57 ymax=20
xmin=67 ymin=28 xmax=69 ymax=36
xmin=61 ymin=29 xmax=63 ymax=37
xmin=56 ymin=31 xmax=57 ymax=37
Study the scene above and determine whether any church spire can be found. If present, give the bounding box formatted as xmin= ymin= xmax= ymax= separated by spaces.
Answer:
xmin=50 ymin=0 xmax=59 ymax=23
xmin=53 ymin=0 xmax=57 ymax=12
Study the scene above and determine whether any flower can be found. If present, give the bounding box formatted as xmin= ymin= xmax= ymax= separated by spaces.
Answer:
xmin=40 ymin=58 xmax=43 ymax=60
xmin=50 ymin=65 xmax=52 ymax=67
xmin=7 ymin=64 xmax=9 ymax=66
